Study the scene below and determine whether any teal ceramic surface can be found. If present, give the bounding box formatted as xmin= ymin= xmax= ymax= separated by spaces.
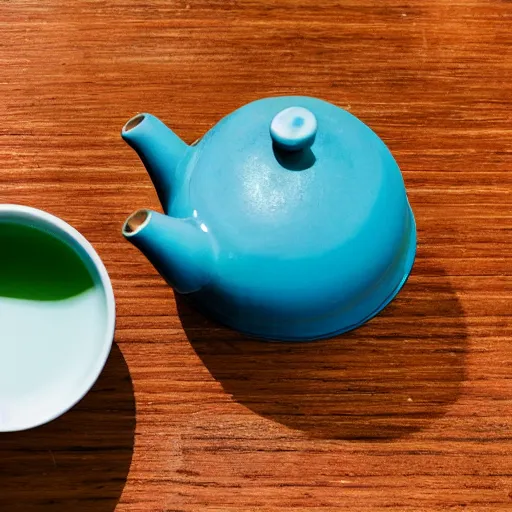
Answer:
xmin=0 ymin=205 xmax=115 ymax=432
xmin=122 ymin=96 xmax=416 ymax=341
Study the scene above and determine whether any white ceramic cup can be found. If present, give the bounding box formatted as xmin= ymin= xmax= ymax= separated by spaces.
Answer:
xmin=0 ymin=205 xmax=115 ymax=432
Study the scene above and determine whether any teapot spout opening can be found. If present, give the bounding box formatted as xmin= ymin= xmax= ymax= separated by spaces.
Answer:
xmin=122 ymin=209 xmax=152 ymax=237
xmin=123 ymin=114 xmax=146 ymax=133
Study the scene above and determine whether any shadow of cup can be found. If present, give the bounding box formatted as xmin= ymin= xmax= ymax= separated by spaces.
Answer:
xmin=0 ymin=343 xmax=135 ymax=511
xmin=178 ymin=263 xmax=467 ymax=441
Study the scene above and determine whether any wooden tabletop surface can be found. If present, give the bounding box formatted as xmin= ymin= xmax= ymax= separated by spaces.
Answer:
xmin=1 ymin=1 xmax=511 ymax=510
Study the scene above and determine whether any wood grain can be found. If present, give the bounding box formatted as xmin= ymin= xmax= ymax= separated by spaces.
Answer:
xmin=0 ymin=0 xmax=511 ymax=510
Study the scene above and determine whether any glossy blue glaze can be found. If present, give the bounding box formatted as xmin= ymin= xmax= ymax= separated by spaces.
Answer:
xmin=122 ymin=209 xmax=213 ymax=294
xmin=122 ymin=114 xmax=188 ymax=212
xmin=122 ymin=96 xmax=416 ymax=341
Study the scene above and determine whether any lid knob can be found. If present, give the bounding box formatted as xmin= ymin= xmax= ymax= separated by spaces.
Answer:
xmin=270 ymin=107 xmax=317 ymax=151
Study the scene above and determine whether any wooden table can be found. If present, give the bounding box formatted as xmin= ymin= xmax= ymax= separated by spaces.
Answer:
xmin=1 ymin=1 xmax=511 ymax=510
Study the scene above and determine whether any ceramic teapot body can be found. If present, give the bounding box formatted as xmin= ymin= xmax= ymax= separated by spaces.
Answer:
xmin=122 ymin=96 xmax=416 ymax=341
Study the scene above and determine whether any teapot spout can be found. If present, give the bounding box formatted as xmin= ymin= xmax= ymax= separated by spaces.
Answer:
xmin=122 ymin=209 xmax=213 ymax=294
xmin=122 ymin=114 xmax=189 ymax=212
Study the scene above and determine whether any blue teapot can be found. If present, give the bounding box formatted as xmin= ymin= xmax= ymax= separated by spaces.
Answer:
xmin=121 ymin=96 xmax=416 ymax=341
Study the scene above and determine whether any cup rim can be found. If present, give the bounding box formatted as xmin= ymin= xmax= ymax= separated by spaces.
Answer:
xmin=0 ymin=204 xmax=116 ymax=432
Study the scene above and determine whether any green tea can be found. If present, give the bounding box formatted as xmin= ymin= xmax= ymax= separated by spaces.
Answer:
xmin=0 ymin=222 xmax=94 ymax=301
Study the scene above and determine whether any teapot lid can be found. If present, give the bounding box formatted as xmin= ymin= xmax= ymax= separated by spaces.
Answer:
xmin=188 ymin=96 xmax=407 ymax=259
xmin=269 ymin=106 xmax=318 ymax=151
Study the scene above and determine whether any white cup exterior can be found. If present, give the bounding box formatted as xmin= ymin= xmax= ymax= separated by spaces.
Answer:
xmin=0 ymin=204 xmax=115 ymax=432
